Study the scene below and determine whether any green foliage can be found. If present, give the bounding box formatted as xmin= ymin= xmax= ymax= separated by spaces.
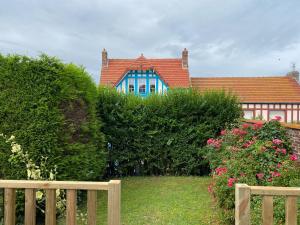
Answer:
xmin=0 ymin=54 xmax=106 ymax=181
xmin=97 ymin=87 xmax=241 ymax=176
xmin=205 ymin=120 xmax=300 ymax=224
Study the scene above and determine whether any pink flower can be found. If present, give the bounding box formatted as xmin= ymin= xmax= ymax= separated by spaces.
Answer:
xmin=215 ymin=167 xmax=227 ymax=176
xmin=232 ymin=128 xmax=240 ymax=135
xmin=207 ymin=138 xmax=214 ymax=145
xmin=227 ymin=178 xmax=237 ymax=188
xmin=253 ymin=122 xmax=263 ymax=130
xmin=242 ymin=124 xmax=250 ymax=129
xmin=232 ymin=128 xmax=247 ymax=136
xmin=277 ymin=163 xmax=282 ymax=168
xmin=271 ymin=171 xmax=281 ymax=177
xmin=207 ymin=138 xmax=222 ymax=149
xmin=274 ymin=116 xmax=282 ymax=121
xmin=281 ymin=148 xmax=287 ymax=155
xmin=243 ymin=140 xmax=255 ymax=148
xmin=256 ymin=173 xmax=264 ymax=180
xmin=208 ymin=184 xmax=213 ymax=193
xmin=290 ymin=154 xmax=298 ymax=161
xmin=272 ymin=139 xmax=283 ymax=145
xmin=240 ymin=172 xmax=246 ymax=177
xmin=220 ymin=130 xmax=226 ymax=135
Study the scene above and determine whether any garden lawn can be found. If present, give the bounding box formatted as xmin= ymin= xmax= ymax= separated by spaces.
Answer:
xmin=58 ymin=176 xmax=216 ymax=225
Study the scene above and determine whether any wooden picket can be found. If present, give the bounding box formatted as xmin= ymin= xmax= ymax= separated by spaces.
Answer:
xmin=45 ymin=189 xmax=56 ymax=225
xmin=235 ymin=184 xmax=299 ymax=225
xmin=0 ymin=180 xmax=121 ymax=225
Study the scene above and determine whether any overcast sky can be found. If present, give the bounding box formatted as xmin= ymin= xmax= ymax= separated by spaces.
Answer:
xmin=1 ymin=0 xmax=300 ymax=83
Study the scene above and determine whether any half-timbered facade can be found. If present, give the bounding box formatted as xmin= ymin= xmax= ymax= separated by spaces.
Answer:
xmin=191 ymin=76 xmax=300 ymax=123
xmin=99 ymin=48 xmax=300 ymax=123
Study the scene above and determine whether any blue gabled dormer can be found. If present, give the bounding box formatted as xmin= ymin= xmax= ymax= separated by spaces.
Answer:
xmin=115 ymin=69 xmax=168 ymax=96
xmin=100 ymin=49 xmax=190 ymax=95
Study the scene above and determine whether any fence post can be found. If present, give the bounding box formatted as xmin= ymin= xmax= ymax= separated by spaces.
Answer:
xmin=286 ymin=196 xmax=297 ymax=225
xmin=108 ymin=180 xmax=121 ymax=225
xmin=45 ymin=189 xmax=56 ymax=225
xmin=235 ymin=184 xmax=250 ymax=225
xmin=87 ymin=190 xmax=97 ymax=225
xmin=66 ymin=190 xmax=77 ymax=225
xmin=4 ymin=188 xmax=16 ymax=225
xmin=25 ymin=188 xmax=36 ymax=225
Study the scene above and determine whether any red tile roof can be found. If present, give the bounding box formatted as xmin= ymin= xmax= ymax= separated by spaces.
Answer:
xmin=191 ymin=76 xmax=300 ymax=103
xmin=100 ymin=55 xmax=190 ymax=88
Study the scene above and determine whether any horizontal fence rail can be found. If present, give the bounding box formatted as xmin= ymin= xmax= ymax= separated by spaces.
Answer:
xmin=0 ymin=179 xmax=121 ymax=225
xmin=235 ymin=183 xmax=299 ymax=225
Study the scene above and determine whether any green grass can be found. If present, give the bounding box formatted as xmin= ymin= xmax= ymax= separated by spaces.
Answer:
xmin=58 ymin=176 xmax=216 ymax=225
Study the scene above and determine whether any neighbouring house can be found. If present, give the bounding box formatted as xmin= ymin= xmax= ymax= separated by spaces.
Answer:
xmin=99 ymin=48 xmax=190 ymax=96
xmin=99 ymin=48 xmax=300 ymax=123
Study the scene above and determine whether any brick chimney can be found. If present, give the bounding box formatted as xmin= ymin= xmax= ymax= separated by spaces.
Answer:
xmin=182 ymin=48 xmax=188 ymax=69
xmin=286 ymin=64 xmax=299 ymax=82
xmin=102 ymin=48 xmax=108 ymax=67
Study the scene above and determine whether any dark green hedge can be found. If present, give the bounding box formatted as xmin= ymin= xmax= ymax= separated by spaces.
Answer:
xmin=0 ymin=54 xmax=106 ymax=181
xmin=97 ymin=87 xmax=242 ymax=176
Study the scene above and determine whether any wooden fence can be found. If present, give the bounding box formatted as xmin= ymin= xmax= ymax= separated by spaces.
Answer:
xmin=0 ymin=179 xmax=121 ymax=225
xmin=235 ymin=183 xmax=299 ymax=225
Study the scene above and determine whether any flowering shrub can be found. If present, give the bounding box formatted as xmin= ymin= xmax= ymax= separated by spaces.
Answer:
xmin=0 ymin=134 xmax=66 ymax=223
xmin=205 ymin=119 xmax=300 ymax=224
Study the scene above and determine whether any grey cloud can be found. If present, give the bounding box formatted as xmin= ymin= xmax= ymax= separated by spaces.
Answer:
xmin=1 ymin=0 xmax=300 ymax=82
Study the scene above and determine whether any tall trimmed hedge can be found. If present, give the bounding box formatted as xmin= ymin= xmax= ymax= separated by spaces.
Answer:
xmin=0 ymin=54 xmax=106 ymax=181
xmin=97 ymin=87 xmax=242 ymax=176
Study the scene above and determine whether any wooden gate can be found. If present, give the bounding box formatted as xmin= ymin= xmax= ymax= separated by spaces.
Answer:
xmin=235 ymin=183 xmax=298 ymax=225
xmin=0 ymin=179 xmax=121 ymax=225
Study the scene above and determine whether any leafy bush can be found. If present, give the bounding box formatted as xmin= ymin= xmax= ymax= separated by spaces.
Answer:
xmin=97 ymin=87 xmax=242 ymax=176
xmin=0 ymin=134 xmax=67 ymax=223
xmin=0 ymin=54 xmax=106 ymax=181
xmin=205 ymin=119 xmax=300 ymax=224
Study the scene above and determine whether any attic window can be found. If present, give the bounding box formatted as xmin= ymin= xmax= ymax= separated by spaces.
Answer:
xmin=150 ymin=84 xmax=155 ymax=93
xmin=150 ymin=79 xmax=156 ymax=93
xmin=139 ymin=78 xmax=146 ymax=94
xmin=129 ymin=84 xmax=134 ymax=93
xmin=139 ymin=85 xmax=146 ymax=94
xmin=128 ymin=78 xmax=134 ymax=93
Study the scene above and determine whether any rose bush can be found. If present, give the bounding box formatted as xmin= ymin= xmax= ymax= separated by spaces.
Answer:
xmin=205 ymin=118 xmax=300 ymax=224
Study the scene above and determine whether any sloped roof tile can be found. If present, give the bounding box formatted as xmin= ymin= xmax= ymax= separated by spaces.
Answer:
xmin=100 ymin=55 xmax=190 ymax=88
xmin=191 ymin=76 xmax=300 ymax=103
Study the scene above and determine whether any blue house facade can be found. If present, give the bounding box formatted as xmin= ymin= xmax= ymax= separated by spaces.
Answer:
xmin=115 ymin=69 xmax=168 ymax=96
xmin=100 ymin=49 xmax=191 ymax=97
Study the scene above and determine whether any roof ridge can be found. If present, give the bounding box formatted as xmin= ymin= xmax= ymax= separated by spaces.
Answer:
xmin=191 ymin=76 xmax=287 ymax=79
xmin=109 ymin=58 xmax=135 ymax=61
xmin=109 ymin=58 xmax=181 ymax=61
